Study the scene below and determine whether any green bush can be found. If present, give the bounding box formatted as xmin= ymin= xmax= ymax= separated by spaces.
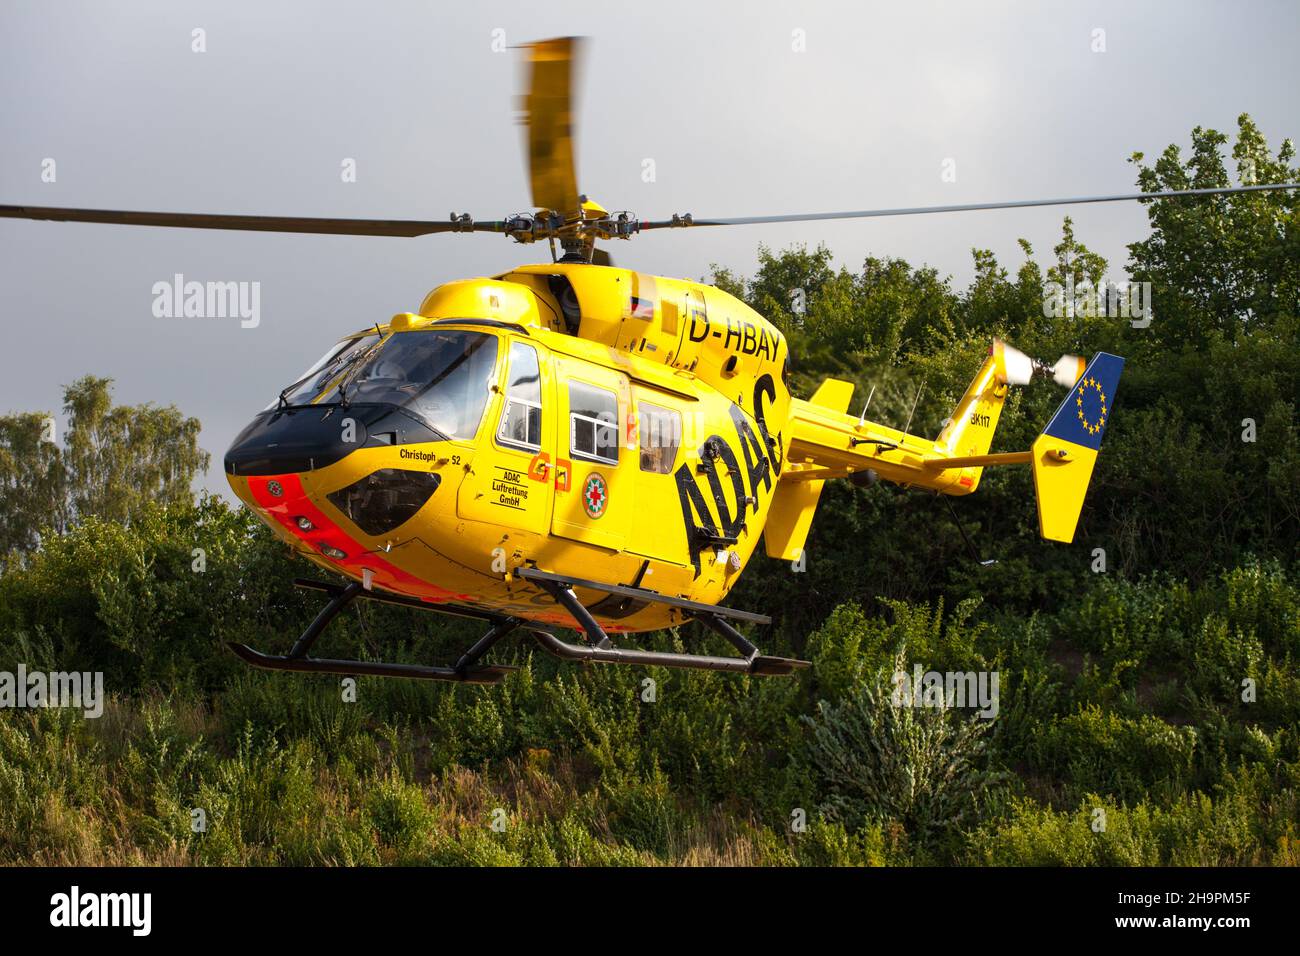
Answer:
xmin=1030 ymin=705 xmax=1198 ymax=803
xmin=802 ymin=653 xmax=1006 ymax=850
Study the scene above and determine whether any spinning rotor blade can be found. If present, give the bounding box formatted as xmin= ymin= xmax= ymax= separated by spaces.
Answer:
xmin=0 ymin=205 xmax=506 ymax=237
xmin=640 ymin=182 xmax=1300 ymax=230
xmin=523 ymin=36 xmax=583 ymax=216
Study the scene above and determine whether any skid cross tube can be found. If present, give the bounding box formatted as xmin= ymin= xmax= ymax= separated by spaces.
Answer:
xmin=453 ymin=618 xmax=521 ymax=674
xmin=293 ymin=578 xmax=510 ymax=624
xmin=534 ymin=578 xmax=613 ymax=648
xmin=697 ymin=614 xmax=760 ymax=659
xmin=514 ymin=566 xmax=771 ymax=624
xmin=289 ymin=581 xmax=363 ymax=658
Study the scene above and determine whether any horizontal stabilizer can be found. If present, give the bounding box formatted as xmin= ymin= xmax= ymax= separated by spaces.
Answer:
xmin=808 ymin=378 xmax=855 ymax=414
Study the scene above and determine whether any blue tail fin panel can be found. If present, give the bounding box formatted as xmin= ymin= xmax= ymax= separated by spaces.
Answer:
xmin=1042 ymin=352 xmax=1125 ymax=450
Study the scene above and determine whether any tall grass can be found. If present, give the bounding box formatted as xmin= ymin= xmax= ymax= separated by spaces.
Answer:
xmin=1 ymin=559 xmax=1297 ymax=865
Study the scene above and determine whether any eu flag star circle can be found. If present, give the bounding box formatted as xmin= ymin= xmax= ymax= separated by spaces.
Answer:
xmin=1075 ymin=376 xmax=1109 ymax=436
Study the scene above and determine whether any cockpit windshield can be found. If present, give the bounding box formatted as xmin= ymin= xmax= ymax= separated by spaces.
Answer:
xmin=278 ymin=333 xmax=382 ymax=408
xmin=276 ymin=329 xmax=500 ymax=440
xmin=325 ymin=330 xmax=505 ymax=440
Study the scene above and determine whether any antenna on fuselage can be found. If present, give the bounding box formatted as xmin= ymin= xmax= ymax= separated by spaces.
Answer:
xmin=856 ymin=385 xmax=876 ymax=428
xmin=903 ymin=380 xmax=925 ymax=435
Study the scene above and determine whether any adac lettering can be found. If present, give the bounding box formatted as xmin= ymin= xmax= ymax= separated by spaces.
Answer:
xmin=674 ymin=382 xmax=780 ymax=576
xmin=699 ymin=436 xmax=746 ymax=539
xmin=674 ymin=465 xmax=721 ymax=576
xmin=752 ymin=373 xmax=784 ymax=475
xmin=730 ymin=404 xmax=771 ymax=498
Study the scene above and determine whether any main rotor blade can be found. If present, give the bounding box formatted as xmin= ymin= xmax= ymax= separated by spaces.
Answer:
xmin=640 ymin=182 xmax=1300 ymax=229
xmin=0 ymin=205 xmax=506 ymax=237
xmin=523 ymin=36 xmax=582 ymax=216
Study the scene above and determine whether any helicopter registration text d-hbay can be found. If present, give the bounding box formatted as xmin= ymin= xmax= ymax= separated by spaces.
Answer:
xmin=8 ymin=37 xmax=1293 ymax=683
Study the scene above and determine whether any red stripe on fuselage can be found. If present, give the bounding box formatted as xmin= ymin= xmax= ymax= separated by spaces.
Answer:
xmin=245 ymin=473 xmax=636 ymax=633
xmin=247 ymin=473 xmax=464 ymax=603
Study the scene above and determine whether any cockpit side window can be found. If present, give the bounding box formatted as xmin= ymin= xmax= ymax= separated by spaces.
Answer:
xmin=497 ymin=342 xmax=543 ymax=451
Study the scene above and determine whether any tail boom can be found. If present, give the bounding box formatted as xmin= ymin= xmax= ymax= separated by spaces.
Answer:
xmin=782 ymin=343 xmax=1020 ymax=495
xmin=773 ymin=344 xmax=1124 ymax=549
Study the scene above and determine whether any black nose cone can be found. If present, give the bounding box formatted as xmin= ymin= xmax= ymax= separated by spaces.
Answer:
xmin=225 ymin=403 xmax=444 ymax=476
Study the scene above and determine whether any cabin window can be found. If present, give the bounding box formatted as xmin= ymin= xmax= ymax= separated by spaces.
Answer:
xmin=498 ymin=342 xmax=543 ymax=451
xmin=569 ymin=381 xmax=619 ymax=465
xmin=638 ymin=402 xmax=681 ymax=474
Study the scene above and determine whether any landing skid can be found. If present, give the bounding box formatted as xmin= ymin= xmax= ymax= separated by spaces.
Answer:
xmin=228 ymin=580 xmax=522 ymax=684
xmin=514 ymin=567 xmax=809 ymax=676
xmin=228 ymin=643 xmax=518 ymax=684
xmin=227 ymin=570 xmax=809 ymax=683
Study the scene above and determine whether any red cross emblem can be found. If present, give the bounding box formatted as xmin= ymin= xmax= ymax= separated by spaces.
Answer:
xmin=582 ymin=473 xmax=608 ymax=519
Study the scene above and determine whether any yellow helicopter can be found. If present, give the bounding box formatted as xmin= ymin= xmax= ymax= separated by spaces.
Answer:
xmin=5 ymin=38 xmax=1296 ymax=684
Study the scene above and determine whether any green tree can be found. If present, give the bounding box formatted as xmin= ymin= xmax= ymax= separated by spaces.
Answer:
xmin=1127 ymin=114 xmax=1299 ymax=347
xmin=802 ymin=650 xmax=1005 ymax=851
xmin=746 ymin=242 xmax=837 ymax=328
xmin=0 ymin=376 xmax=209 ymax=564
xmin=0 ymin=413 xmax=67 ymax=555
xmin=62 ymin=375 xmax=209 ymax=525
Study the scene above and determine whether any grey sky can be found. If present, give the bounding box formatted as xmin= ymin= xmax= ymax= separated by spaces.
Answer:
xmin=2 ymin=0 xmax=1297 ymax=499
